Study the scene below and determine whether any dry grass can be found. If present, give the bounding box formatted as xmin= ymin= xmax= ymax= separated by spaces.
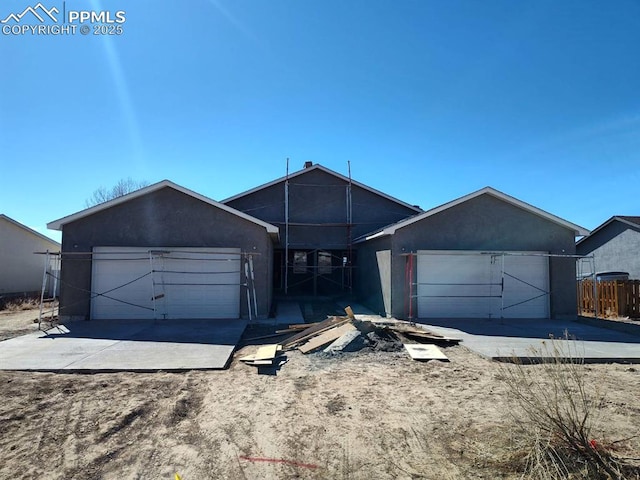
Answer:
xmin=0 ymin=296 xmax=40 ymax=312
xmin=497 ymin=338 xmax=640 ymax=479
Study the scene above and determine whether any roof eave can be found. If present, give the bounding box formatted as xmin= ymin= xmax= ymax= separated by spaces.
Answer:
xmin=221 ymin=163 xmax=423 ymax=214
xmin=357 ymin=187 xmax=590 ymax=241
xmin=47 ymin=180 xmax=280 ymax=235
xmin=1 ymin=214 xmax=61 ymax=246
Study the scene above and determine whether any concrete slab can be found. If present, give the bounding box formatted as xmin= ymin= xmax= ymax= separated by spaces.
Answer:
xmin=0 ymin=318 xmax=247 ymax=371
xmin=419 ymin=318 xmax=640 ymax=363
xmin=277 ymin=301 xmax=305 ymax=323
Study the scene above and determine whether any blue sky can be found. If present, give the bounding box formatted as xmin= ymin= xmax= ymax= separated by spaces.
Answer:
xmin=1 ymin=0 xmax=639 ymax=243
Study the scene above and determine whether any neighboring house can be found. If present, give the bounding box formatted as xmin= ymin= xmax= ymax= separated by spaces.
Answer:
xmin=0 ymin=214 xmax=60 ymax=297
xmin=355 ymin=187 xmax=589 ymax=320
xmin=576 ymin=216 xmax=640 ymax=279
xmin=48 ymin=164 xmax=589 ymax=322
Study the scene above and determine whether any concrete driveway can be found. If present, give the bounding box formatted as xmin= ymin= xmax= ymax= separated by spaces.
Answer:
xmin=421 ymin=317 xmax=640 ymax=363
xmin=0 ymin=318 xmax=247 ymax=371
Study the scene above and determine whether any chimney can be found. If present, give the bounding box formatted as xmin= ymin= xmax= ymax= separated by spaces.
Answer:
xmin=304 ymin=161 xmax=313 ymax=169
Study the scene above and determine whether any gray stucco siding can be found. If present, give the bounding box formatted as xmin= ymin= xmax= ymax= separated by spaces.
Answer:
xmin=354 ymin=235 xmax=392 ymax=316
xmin=59 ymin=188 xmax=273 ymax=320
xmin=226 ymin=168 xmax=419 ymax=249
xmin=578 ymin=226 xmax=640 ymax=279
xmin=384 ymin=194 xmax=577 ymax=319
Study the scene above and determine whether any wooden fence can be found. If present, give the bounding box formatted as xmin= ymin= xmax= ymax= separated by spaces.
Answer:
xmin=578 ymin=279 xmax=640 ymax=318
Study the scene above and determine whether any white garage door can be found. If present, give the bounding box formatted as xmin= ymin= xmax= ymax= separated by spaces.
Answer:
xmin=91 ymin=247 xmax=241 ymax=320
xmin=417 ymin=251 xmax=549 ymax=319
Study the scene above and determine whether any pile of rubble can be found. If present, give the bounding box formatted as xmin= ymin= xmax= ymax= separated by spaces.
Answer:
xmin=239 ymin=307 xmax=460 ymax=368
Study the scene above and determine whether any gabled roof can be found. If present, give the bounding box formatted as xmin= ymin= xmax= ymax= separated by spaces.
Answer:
xmin=47 ymin=180 xmax=280 ymax=236
xmin=357 ymin=186 xmax=590 ymax=242
xmin=221 ymin=163 xmax=423 ymax=213
xmin=576 ymin=216 xmax=640 ymax=246
xmin=0 ymin=214 xmax=61 ymax=246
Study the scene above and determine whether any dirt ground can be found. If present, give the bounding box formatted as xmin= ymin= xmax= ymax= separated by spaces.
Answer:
xmin=1 ymin=306 xmax=639 ymax=479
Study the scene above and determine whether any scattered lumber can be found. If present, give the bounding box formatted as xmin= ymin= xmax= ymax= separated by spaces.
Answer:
xmin=298 ymin=323 xmax=358 ymax=354
xmin=404 ymin=344 xmax=449 ymax=362
xmin=238 ymin=344 xmax=283 ymax=366
xmin=344 ymin=306 xmax=355 ymax=319
xmin=282 ymin=315 xmax=351 ymax=349
xmin=243 ymin=332 xmax=291 ymax=342
xmin=380 ymin=323 xmax=461 ymax=344
xmin=324 ymin=329 xmax=362 ymax=353
xmin=288 ymin=322 xmax=319 ymax=330
xmin=275 ymin=327 xmax=301 ymax=334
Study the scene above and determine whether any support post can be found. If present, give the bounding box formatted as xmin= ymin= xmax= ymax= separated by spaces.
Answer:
xmin=592 ymin=256 xmax=598 ymax=319
xmin=38 ymin=250 xmax=49 ymax=330
xmin=249 ymin=255 xmax=258 ymax=317
xmin=149 ymin=251 xmax=157 ymax=319
xmin=346 ymin=160 xmax=353 ymax=292
xmin=500 ymin=253 xmax=505 ymax=319
xmin=285 ymin=158 xmax=289 ymax=295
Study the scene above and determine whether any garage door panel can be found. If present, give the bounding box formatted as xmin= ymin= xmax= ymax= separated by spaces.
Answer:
xmin=421 ymin=297 xmax=500 ymax=318
xmin=91 ymin=247 xmax=241 ymax=320
xmin=417 ymin=251 xmax=548 ymax=319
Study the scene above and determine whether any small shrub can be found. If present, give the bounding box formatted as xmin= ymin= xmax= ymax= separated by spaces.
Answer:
xmin=498 ymin=337 xmax=638 ymax=479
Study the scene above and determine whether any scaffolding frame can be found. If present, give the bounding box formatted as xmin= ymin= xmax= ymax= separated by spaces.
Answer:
xmin=282 ymin=160 xmax=354 ymax=296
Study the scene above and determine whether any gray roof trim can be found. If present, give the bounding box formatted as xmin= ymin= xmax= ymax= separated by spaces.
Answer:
xmin=47 ymin=180 xmax=280 ymax=235
xmin=357 ymin=186 xmax=590 ymax=242
xmin=576 ymin=216 xmax=640 ymax=246
xmin=1 ymin=214 xmax=61 ymax=247
xmin=221 ymin=163 xmax=423 ymax=213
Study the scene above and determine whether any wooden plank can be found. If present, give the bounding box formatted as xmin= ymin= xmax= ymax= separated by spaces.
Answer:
xmin=386 ymin=324 xmax=444 ymax=338
xmin=298 ymin=324 xmax=357 ymax=354
xmin=244 ymin=359 xmax=275 ymax=366
xmin=282 ymin=316 xmax=350 ymax=347
xmin=254 ymin=344 xmax=279 ymax=361
xmin=275 ymin=327 xmax=300 ymax=334
xmin=403 ymin=344 xmax=449 ymax=361
xmin=288 ymin=322 xmax=320 ymax=330
xmin=243 ymin=332 xmax=290 ymax=341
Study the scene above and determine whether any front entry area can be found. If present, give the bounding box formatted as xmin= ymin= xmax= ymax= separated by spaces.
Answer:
xmin=273 ymin=249 xmax=355 ymax=296
xmin=91 ymin=247 xmax=241 ymax=320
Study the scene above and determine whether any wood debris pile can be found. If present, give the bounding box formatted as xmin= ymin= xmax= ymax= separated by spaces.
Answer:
xmin=239 ymin=307 xmax=461 ymax=369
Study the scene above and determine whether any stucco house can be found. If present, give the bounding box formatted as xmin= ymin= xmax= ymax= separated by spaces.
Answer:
xmin=576 ymin=216 xmax=640 ymax=279
xmin=48 ymin=163 xmax=588 ymax=322
xmin=0 ymin=214 xmax=60 ymax=298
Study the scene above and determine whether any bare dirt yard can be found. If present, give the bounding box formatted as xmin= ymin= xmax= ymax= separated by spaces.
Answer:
xmin=1 ymin=305 xmax=639 ymax=480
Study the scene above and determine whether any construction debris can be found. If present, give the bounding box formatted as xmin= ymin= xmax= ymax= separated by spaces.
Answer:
xmin=298 ymin=323 xmax=357 ymax=354
xmin=404 ymin=344 xmax=449 ymax=362
xmin=323 ymin=329 xmax=362 ymax=353
xmin=238 ymin=344 xmax=283 ymax=366
xmin=239 ymin=307 xmax=462 ymax=371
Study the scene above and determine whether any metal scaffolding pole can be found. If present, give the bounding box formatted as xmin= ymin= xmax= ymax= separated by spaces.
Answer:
xmin=37 ymin=250 xmax=49 ymax=330
xmin=284 ymin=158 xmax=290 ymax=294
xmin=346 ymin=160 xmax=353 ymax=292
